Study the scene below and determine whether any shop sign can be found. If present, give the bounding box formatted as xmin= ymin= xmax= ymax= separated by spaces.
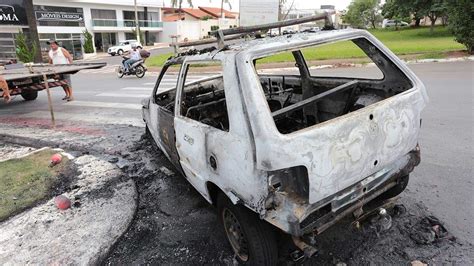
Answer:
xmin=0 ymin=1 xmax=28 ymax=25
xmin=35 ymin=11 xmax=84 ymax=22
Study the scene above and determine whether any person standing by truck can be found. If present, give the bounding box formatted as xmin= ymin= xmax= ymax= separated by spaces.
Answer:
xmin=0 ymin=75 xmax=11 ymax=103
xmin=47 ymin=40 xmax=74 ymax=101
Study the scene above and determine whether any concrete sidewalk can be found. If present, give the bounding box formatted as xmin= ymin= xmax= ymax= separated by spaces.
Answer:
xmin=0 ymin=145 xmax=137 ymax=264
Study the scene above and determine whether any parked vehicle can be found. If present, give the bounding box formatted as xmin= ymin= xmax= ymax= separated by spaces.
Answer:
xmin=142 ymin=23 xmax=427 ymax=264
xmin=282 ymin=29 xmax=296 ymax=35
xmin=382 ymin=19 xmax=409 ymax=28
xmin=1 ymin=63 xmax=105 ymax=101
xmin=116 ymin=56 xmax=147 ymax=78
xmin=108 ymin=40 xmax=143 ymax=56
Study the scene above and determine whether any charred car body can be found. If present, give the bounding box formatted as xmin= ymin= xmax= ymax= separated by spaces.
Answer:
xmin=142 ymin=18 xmax=427 ymax=264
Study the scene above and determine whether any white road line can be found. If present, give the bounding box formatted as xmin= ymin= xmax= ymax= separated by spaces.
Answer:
xmin=66 ymin=100 xmax=142 ymax=110
xmin=96 ymin=92 xmax=149 ymax=98
xmin=120 ymin=87 xmax=153 ymax=91
xmin=19 ymin=110 xmax=144 ymax=126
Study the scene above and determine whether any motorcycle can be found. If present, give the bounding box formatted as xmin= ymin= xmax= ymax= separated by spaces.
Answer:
xmin=116 ymin=56 xmax=147 ymax=78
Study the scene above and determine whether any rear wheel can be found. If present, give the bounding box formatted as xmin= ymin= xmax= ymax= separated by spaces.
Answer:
xmin=118 ymin=49 xmax=123 ymax=55
xmin=21 ymin=90 xmax=38 ymax=101
xmin=135 ymin=65 xmax=146 ymax=78
xmin=217 ymin=193 xmax=278 ymax=265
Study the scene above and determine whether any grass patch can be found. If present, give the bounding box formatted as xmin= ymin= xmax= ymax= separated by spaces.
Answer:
xmin=0 ymin=148 xmax=69 ymax=221
xmin=147 ymin=26 xmax=464 ymax=67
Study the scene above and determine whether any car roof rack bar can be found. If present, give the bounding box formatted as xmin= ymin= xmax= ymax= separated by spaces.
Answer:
xmin=170 ymin=11 xmax=333 ymax=52
xmin=213 ymin=12 xmax=332 ymax=38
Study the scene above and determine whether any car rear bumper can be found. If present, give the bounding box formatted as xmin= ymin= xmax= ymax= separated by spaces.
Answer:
xmin=263 ymin=147 xmax=420 ymax=236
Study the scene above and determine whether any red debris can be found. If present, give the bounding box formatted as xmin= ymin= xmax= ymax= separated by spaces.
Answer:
xmin=50 ymin=153 xmax=62 ymax=166
xmin=54 ymin=195 xmax=71 ymax=210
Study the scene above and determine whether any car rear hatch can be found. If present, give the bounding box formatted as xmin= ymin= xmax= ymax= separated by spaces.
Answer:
xmin=254 ymin=87 xmax=427 ymax=205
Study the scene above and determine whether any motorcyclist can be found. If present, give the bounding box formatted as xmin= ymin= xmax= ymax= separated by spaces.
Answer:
xmin=123 ymin=44 xmax=141 ymax=73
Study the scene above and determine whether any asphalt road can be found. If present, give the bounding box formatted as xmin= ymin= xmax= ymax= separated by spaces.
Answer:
xmin=0 ymin=60 xmax=473 ymax=261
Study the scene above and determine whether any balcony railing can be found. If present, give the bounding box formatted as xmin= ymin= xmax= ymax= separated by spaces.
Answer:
xmin=92 ymin=19 xmax=163 ymax=28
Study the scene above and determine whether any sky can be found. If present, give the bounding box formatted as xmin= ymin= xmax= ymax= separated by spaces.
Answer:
xmin=162 ymin=0 xmax=353 ymax=11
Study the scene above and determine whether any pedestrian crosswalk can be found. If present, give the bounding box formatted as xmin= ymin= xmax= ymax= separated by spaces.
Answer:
xmin=63 ymin=74 xmax=212 ymax=112
xmin=0 ymin=73 xmax=217 ymax=131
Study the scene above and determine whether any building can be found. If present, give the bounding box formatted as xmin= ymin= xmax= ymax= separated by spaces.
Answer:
xmin=160 ymin=7 xmax=238 ymax=43
xmin=1 ymin=0 xmax=163 ymax=60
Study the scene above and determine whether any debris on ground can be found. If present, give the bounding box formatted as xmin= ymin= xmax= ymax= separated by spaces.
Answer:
xmin=0 ymin=151 xmax=137 ymax=265
xmin=54 ymin=195 xmax=71 ymax=210
xmin=409 ymin=215 xmax=451 ymax=244
xmin=105 ymin=134 xmax=474 ymax=265
xmin=50 ymin=153 xmax=63 ymax=166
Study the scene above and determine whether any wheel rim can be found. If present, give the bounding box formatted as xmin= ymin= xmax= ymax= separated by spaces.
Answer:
xmin=222 ymin=208 xmax=249 ymax=262
xmin=136 ymin=66 xmax=145 ymax=77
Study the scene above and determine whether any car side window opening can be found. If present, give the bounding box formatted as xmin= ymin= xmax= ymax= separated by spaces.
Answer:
xmin=179 ymin=61 xmax=229 ymax=132
xmin=154 ymin=64 xmax=181 ymax=112
xmin=253 ymin=37 xmax=412 ymax=134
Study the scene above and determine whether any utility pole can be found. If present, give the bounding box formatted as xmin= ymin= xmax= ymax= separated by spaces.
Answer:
xmin=24 ymin=0 xmax=42 ymax=62
xmin=134 ymin=0 xmax=141 ymax=43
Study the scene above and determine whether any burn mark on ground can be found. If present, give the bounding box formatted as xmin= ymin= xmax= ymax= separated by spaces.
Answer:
xmin=104 ymin=134 xmax=473 ymax=265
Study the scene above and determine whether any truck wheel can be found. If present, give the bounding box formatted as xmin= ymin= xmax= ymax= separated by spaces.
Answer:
xmin=118 ymin=49 xmax=123 ymax=55
xmin=376 ymin=175 xmax=409 ymax=202
xmin=217 ymin=193 xmax=278 ymax=265
xmin=135 ymin=65 xmax=146 ymax=78
xmin=21 ymin=90 xmax=38 ymax=101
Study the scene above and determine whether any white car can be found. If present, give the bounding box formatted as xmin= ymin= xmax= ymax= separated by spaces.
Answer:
xmin=383 ymin=19 xmax=409 ymax=28
xmin=108 ymin=40 xmax=142 ymax=56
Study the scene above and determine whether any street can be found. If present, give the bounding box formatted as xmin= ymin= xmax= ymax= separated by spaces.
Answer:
xmin=0 ymin=61 xmax=473 ymax=264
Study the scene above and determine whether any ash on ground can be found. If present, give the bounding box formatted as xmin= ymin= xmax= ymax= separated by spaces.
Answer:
xmin=104 ymin=135 xmax=474 ymax=265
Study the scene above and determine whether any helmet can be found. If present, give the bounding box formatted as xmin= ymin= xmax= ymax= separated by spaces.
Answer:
xmin=131 ymin=43 xmax=138 ymax=48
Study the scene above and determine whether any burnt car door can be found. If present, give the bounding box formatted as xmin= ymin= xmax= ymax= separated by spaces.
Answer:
xmin=149 ymin=62 xmax=183 ymax=171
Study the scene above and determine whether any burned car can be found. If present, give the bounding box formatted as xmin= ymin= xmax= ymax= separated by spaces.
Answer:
xmin=142 ymin=18 xmax=427 ymax=264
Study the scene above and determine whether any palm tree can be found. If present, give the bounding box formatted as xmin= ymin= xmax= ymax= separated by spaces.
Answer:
xmin=171 ymin=0 xmax=194 ymax=20
xmin=220 ymin=0 xmax=232 ymax=18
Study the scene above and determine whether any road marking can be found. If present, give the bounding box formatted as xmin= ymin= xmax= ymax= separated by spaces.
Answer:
xmin=96 ymin=92 xmax=149 ymax=98
xmin=120 ymin=87 xmax=153 ymax=91
xmin=66 ymin=100 xmax=142 ymax=110
xmin=19 ymin=110 xmax=144 ymax=126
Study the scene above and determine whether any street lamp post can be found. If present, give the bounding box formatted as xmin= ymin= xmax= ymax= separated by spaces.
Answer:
xmin=134 ymin=0 xmax=141 ymax=43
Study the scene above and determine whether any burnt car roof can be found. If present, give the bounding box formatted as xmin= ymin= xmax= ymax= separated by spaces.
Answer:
xmin=171 ymin=29 xmax=369 ymax=62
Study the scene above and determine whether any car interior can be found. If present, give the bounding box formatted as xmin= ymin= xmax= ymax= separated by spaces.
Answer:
xmin=154 ymin=38 xmax=413 ymax=134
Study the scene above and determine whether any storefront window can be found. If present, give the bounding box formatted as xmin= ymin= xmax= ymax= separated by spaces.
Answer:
xmin=94 ymin=32 xmax=117 ymax=52
xmin=39 ymin=33 xmax=84 ymax=60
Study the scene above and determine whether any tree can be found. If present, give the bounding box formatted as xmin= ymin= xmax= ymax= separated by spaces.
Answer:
xmin=382 ymin=0 xmax=412 ymax=29
xmin=24 ymin=0 xmax=41 ymax=62
xmin=220 ymin=0 xmax=232 ymax=18
xmin=446 ymin=0 xmax=473 ymax=54
xmin=82 ymin=29 xmax=94 ymax=53
xmin=344 ymin=0 xmax=382 ymax=29
xmin=426 ymin=0 xmax=447 ymax=33
xmin=15 ymin=31 xmax=38 ymax=63
xmin=132 ymin=27 xmax=145 ymax=43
